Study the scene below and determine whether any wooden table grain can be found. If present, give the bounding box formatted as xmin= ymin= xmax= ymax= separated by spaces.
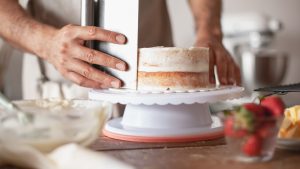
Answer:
xmin=1 ymin=136 xmax=300 ymax=169
xmin=91 ymin=137 xmax=300 ymax=169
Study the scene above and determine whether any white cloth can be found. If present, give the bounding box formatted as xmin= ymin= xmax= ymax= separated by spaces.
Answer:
xmin=0 ymin=143 xmax=134 ymax=169
xmin=22 ymin=0 xmax=173 ymax=99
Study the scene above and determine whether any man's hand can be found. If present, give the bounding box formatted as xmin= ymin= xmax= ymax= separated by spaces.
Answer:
xmin=42 ymin=25 xmax=127 ymax=89
xmin=0 ymin=0 xmax=127 ymax=89
xmin=189 ymin=0 xmax=241 ymax=86
xmin=196 ymin=36 xmax=241 ymax=85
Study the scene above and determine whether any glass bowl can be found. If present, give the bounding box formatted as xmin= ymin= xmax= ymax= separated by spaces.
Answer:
xmin=222 ymin=114 xmax=282 ymax=162
xmin=0 ymin=99 xmax=112 ymax=153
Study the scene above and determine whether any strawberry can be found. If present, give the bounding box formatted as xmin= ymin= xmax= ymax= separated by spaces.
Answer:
xmin=260 ymin=96 xmax=285 ymax=117
xmin=242 ymin=135 xmax=262 ymax=156
xmin=256 ymin=121 xmax=276 ymax=138
xmin=224 ymin=117 xmax=235 ymax=136
xmin=224 ymin=117 xmax=248 ymax=138
xmin=234 ymin=129 xmax=248 ymax=138
xmin=242 ymin=103 xmax=266 ymax=119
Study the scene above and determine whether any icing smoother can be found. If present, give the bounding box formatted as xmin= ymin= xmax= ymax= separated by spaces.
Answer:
xmin=138 ymin=47 xmax=209 ymax=72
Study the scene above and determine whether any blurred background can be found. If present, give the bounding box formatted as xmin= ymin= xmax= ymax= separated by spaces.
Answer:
xmin=0 ymin=0 xmax=300 ymax=106
xmin=167 ymin=0 xmax=300 ymax=106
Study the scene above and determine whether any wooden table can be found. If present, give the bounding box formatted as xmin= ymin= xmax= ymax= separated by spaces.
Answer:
xmin=91 ymin=137 xmax=300 ymax=169
xmin=1 ymin=137 xmax=300 ymax=169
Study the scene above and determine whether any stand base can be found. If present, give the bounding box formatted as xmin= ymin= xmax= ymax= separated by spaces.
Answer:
xmin=103 ymin=116 xmax=224 ymax=143
xmin=90 ymin=87 xmax=244 ymax=142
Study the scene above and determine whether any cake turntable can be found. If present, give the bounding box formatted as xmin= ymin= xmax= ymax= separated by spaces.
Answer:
xmin=89 ymin=86 xmax=244 ymax=143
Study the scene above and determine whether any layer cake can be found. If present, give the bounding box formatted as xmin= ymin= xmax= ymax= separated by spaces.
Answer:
xmin=137 ymin=47 xmax=212 ymax=91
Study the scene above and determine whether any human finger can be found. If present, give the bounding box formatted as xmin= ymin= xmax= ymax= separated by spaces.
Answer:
xmin=61 ymin=70 xmax=102 ymax=89
xmin=71 ymin=45 xmax=127 ymax=71
xmin=227 ymin=58 xmax=236 ymax=85
xmin=63 ymin=25 xmax=127 ymax=44
xmin=208 ymin=45 xmax=216 ymax=84
xmin=214 ymin=44 xmax=228 ymax=85
xmin=65 ymin=58 xmax=122 ymax=88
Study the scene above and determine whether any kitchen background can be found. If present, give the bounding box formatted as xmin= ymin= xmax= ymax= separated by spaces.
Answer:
xmin=0 ymin=0 xmax=300 ymax=106
xmin=168 ymin=0 xmax=300 ymax=106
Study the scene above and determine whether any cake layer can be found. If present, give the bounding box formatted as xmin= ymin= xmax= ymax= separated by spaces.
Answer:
xmin=139 ymin=47 xmax=209 ymax=72
xmin=137 ymin=71 xmax=211 ymax=91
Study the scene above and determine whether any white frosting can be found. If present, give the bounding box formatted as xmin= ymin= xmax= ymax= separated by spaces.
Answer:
xmin=139 ymin=47 xmax=209 ymax=72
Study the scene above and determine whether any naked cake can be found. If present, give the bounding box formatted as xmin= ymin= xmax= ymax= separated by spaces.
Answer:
xmin=137 ymin=47 xmax=212 ymax=91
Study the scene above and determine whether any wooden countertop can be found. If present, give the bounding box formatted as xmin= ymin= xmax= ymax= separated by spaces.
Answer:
xmin=91 ymin=137 xmax=300 ymax=169
xmin=1 ymin=136 xmax=300 ymax=169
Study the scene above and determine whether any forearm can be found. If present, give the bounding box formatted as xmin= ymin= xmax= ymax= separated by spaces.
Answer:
xmin=0 ymin=0 xmax=57 ymax=58
xmin=188 ymin=0 xmax=223 ymax=41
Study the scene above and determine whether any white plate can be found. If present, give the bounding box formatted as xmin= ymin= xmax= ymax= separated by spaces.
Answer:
xmin=90 ymin=86 xmax=244 ymax=105
xmin=277 ymin=138 xmax=300 ymax=150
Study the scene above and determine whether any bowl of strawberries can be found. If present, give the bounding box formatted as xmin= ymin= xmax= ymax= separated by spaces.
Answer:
xmin=222 ymin=95 xmax=285 ymax=162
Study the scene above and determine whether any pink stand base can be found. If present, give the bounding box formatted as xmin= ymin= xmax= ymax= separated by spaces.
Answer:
xmin=103 ymin=129 xmax=224 ymax=143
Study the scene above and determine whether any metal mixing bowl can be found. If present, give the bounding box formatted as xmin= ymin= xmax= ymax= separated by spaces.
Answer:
xmin=239 ymin=48 xmax=288 ymax=93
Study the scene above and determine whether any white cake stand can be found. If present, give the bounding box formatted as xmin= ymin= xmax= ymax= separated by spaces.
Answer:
xmin=89 ymin=86 xmax=244 ymax=143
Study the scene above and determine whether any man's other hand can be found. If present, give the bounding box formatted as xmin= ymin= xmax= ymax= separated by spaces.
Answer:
xmin=43 ymin=25 xmax=127 ymax=89
xmin=196 ymin=37 xmax=241 ymax=86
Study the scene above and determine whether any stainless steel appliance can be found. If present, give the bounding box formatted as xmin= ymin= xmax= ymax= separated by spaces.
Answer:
xmin=81 ymin=0 xmax=139 ymax=89
xmin=222 ymin=13 xmax=288 ymax=94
